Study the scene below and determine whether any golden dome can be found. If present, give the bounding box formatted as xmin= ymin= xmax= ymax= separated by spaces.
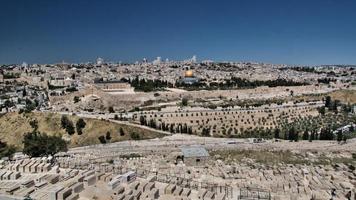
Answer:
xmin=184 ymin=70 xmax=194 ymax=77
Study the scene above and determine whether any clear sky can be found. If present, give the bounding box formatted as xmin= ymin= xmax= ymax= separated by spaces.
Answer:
xmin=0 ymin=0 xmax=356 ymax=65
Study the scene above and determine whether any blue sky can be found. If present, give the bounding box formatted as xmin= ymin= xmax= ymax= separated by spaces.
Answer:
xmin=0 ymin=0 xmax=356 ymax=65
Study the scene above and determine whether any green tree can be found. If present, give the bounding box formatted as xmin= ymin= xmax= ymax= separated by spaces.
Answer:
xmin=274 ymin=128 xmax=280 ymax=139
xmin=105 ymin=131 xmax=112 ymax=141
xmin=119 ymin=127 xmax=125 ymax=136
xmin=139 ymin=116 xmax=146 ymax=125
xmin=302 ymin=130 xmax=309 ymax=140
xmin=73 ymin=96 xmax=80 ymax=103
xmin=0 ymin=140 xmax=16 ymax=158
xmin=169 ymin=124 xmax=175 ymax=133
xmin=98 ymin=135 xmax=106 ymax=144
xmin=148 ymin=118 xmax=157 ymax=128
xmin=288 ymin=126 xmax=298 ymax=142
xmin=201 ymin=127 xmax=211 ymax=137
xmin=318 ymin=107 xmax=325 ymax=116
xmin=66 ymin=121 xmax=75 ymax=135
xmin=188 ymin=127 xmax=193 ymax=134
xmin=336 ymin=130 xmax=343 ymax=142
xmin=342 ymin=134 xmax=348 ymax=143
xmin=319 ymin=128 xmax=334 ymax=140
xmin=25 ymin=99 xmax=36 ymax=113
xmin=332 ymin=100 xmax=339 ymax=113
xmin=22 ymin=88 xmax=27 ymax=97
xmin=309 ymin=131 xmax=315 ymax=142
xmin=23 ymin=131 xmax=67 ymax=157
xmin=4 ymin=99 xmax=14 ymax=112
xmin=61 ymin=115 xmax=75 ymax=135
xmin=29 ymin=119 xmax=39 ymax=131
xmin=130 ymin=132 xmax=141 ymax=140
xmin=182 ymin=123 xmax=188 ymax=133
xmin=76 ymin=118 xmax=86 ymax=135
xmin=181 ymin=98 xmax=188 ymax=106
xmin=61 ymin=115 xmax=69 ymax=129
xmin=108 ymin=106 xmax=115 ymax=113
xmin=325 ymin=96 xmax=332 ymax=108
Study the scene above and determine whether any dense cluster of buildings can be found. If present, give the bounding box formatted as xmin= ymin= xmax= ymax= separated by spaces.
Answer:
xmin=0 ymin=57 xmax=354 ymax=113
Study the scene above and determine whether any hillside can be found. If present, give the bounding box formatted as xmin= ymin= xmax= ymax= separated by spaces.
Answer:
xmin=0 ymin=112 xmax=164 ymax=149
xmin=329 ymin=89 xmax=356 ymax=104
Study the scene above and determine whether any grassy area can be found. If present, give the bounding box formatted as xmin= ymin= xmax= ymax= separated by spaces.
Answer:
xmin=210 ymin=149 xmax=310 ymax=165
xmin=272 ymin=89 xmax=356 ymax=105
xmin=328 ymin=89 xmax=356 ymax=104
xmin=210 ymin=149 xmax=356 ymax=166
xmin=0 ymin=112 xmax=164 ymax=149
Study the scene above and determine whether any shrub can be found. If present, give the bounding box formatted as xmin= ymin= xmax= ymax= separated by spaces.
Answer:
xmin=66 ymin=87 xmax=78 ymax=92
xmin=130 ymin=132 xmax=141 ymax=140
xmin=98 ymin=136 xmax=106 ymax=144
xmin=29 ymin=119 xmax=39 ymax=131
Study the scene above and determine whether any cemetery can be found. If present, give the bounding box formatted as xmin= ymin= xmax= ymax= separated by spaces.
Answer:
xmin=0 ymin=134 xmax=355 ymax=200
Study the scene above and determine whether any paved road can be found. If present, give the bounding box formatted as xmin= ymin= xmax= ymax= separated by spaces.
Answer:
xmin=133 ymin=101 xmax=324 ymax=115
xmin=42 ymin=110 xmax=172 ymax=135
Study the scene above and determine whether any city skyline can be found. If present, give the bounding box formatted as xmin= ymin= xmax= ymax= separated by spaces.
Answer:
xmin=1 ymin=0 xmax=356 ymax=65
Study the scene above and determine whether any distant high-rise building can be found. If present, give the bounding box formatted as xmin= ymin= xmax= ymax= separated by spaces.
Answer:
xmin=191 ymin=55 xmax=197 ymax=63
xmin=153 ymin=57 xmax=161 ymax=65
xmin=22 ymin=62 xmax=28 ymax=68
xmin=96 ymin=57 xmax=104 ymax=65
xmin=183 ymin=55 xmax=197 ymax=64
